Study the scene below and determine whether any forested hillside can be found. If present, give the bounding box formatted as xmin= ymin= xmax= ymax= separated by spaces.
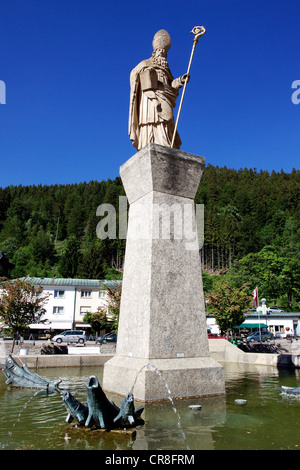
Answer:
xmin=0 ymin=165 xmax=299 ymax=308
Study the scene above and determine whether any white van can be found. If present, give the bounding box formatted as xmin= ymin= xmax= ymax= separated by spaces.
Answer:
xmin=51 ymin=330 xmax=86 ymax=344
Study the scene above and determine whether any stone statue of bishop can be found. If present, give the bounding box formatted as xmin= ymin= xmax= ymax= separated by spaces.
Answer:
xmin=129 ymin=29 xmax=189 ymax=151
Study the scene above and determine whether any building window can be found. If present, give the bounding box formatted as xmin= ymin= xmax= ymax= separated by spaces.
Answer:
xmin=274 ymin=325 xmax=284 ymax=332
xmin=53 ymin=306 xmax=64 ymax=315
xmin=81 ymin=290 xmax=92 ymax=298
xmin=54 ymin=290 xmax=65 ymax=298
xmin=99 ymin=290 xmax=106 ymax=298
xmin=80 ymin=306 xmax=91 ymax=315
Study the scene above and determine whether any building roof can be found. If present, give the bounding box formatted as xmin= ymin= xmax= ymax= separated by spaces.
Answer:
xmin=245 ymin=312 xmax=300 ymax=319
xmin=19 ymin=277 xmax=121 ymax=288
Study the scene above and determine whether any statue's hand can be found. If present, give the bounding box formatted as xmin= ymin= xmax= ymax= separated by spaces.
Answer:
xmin=180 ymin=73 xmax=190 ymax=86
xmin=172 ymin=74 xmax=190 ymax=89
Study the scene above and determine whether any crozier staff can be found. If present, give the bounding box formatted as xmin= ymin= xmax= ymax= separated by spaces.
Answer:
xmin=171 ymin=26 xmax=206 ymax=148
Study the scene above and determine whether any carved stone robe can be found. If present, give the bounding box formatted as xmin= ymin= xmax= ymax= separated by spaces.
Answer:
xmin=129 ymin=58 xmax=182 ymax=151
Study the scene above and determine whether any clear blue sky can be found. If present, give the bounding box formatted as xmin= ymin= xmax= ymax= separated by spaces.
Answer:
xmin=0 ymin=0 xmax=299 ymax=187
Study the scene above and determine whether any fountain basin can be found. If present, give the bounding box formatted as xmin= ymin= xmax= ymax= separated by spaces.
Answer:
xmin=1 ymin=363 xmax=299 ymax=450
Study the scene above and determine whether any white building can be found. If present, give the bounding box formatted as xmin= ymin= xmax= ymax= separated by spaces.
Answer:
xmin=14 ymin=277 xmax=120 ymax=335
xmin=207 ymin=311 xmax=300 ymax=338
xmin=241 ymin=311 xmax=300 ymax=338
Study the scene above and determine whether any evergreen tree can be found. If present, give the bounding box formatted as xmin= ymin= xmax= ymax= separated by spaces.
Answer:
xmin=0 ymin=168 xmax=297 ymax=304
xmin=58 ymin=236 xmax=82 ymax=278
xmin=78 ymin=240 xmax=107 ymax=279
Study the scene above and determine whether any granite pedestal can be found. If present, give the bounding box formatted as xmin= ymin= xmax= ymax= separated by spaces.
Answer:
xmin=103 ymin=143 xmax=225 ymax=401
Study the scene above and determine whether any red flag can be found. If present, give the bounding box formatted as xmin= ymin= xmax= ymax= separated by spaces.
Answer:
xmin=252 ymin=287 xmax=259 ymax=308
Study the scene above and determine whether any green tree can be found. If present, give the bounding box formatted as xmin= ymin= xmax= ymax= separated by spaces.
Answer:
xmin=0 ymin=236 xmax=19 ymax=260
xmin=83 ymin=310 xmax=107 ymax=336
xmin=78 ymin=241 xmax=106 ymax=279
xmin=58 ymin=236 xmax=82 ymax=278
xmin=0 ymin=277 xmax=50 ymax=352
xmin=217 ymin=205 xmax=242 ymax=268
xmin=206 ymin=283 xmax=251 ymax=334
xmin=100 ymin=281 xmax=122 ymax=333
xmin=230 ymin=244 xmax=300 ymax=307
xmin=0 ymin=251 xmax=14 ymax=277
xmin=202 ymin=270 xmax=213 ymax=294
xmin=64 ymin=192 xmax=86 ymax=239
xmin=30 ymin=229 xmax=56 ymax=265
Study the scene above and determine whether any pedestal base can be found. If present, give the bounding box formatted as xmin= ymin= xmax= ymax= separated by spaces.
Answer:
xmin=103 ymin=355 xmax=225 ymax=402
xmin=102 ymin=144 xmax=225 ymax=401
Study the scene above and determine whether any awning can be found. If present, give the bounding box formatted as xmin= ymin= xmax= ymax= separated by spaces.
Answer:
xmin=29 ymin=323 xmax=49 ymax=330
xmin=234 ymin=323 xmax=268 ymax=329
xmin=29 ymin=322 xmax=72 ymax=330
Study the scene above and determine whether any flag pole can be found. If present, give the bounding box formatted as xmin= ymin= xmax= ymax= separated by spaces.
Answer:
xmin=171 ymin=26 xmax=206 ymax=148
xmin=257 ymin=286 xmax=262 ymax=342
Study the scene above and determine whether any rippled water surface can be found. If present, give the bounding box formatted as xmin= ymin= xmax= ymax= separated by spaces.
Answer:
xmin=0 ymin=362 xmax=299 ymax=450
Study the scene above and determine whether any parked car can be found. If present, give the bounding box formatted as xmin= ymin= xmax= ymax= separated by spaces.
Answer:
xmin=246 ymin=331 xmax=273 ymax=342
xmin=268 ymin=306 xmax=285 ymax=313
xmin=208 ymin=333 xmax=226 ymax=339
xmin=51 ymin=330 xmax=86 ymax=344
xmin=97 ymin=332 xmax=117 ymax=344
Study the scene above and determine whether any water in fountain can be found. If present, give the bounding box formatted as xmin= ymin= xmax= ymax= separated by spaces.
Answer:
xmin=4 ymin=354 xmax=62 ymax=442
xmin=1 ymin=364 xmax=299 ymax=450
xmin=130 ymin=362 xmax=188 ymax=446
xmin=8 ymin=392 xmax=37 ymax=437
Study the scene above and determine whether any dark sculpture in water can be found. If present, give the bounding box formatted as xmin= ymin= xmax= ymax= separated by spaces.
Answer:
xmin=63 ymin=391 xmax=89 ymax=425
xmin=62 ymin=375 xmax=144 ymax=430
xmin=276 ymin=385 xmax=300 ymax=397
xmin=2 ymin=355 xmax=144 ymax=430
xmin=114 ymin=393 xmax=144 ymax=427
xmin=2 ymin=355 xmax=61 ymax=391
xmin=85 ymin=375 xmax=120 ymax=429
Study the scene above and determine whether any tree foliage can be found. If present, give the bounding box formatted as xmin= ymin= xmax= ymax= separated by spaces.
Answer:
xmin=206 ymin=283 xmax=252 ymax=333
xmin=0 ymin=277 xmax=50 ymax=350
xmin=0 ymin=178 xmax=126 ymax=280
xmin=0 ymin=167 xmax=298 ymax=308
xmin=100 ymin=281 xmax=122 ymax=333
xmin=83 ymin=310 xmax=107 ymax=336
xmin=82 ymin=281 xmax=121 ymax=334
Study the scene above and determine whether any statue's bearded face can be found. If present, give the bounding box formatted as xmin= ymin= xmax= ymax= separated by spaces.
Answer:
xmin=152 ymin=48 xmax=168 ymax=69
xmin=154 ymin=48 xmax=167 ymax=58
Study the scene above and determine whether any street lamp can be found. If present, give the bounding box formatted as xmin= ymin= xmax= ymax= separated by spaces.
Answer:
xmin=261 ymin=298 xmax=267 ymax=315
xmin=261 ymin=298 xmax=269 ymax=335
